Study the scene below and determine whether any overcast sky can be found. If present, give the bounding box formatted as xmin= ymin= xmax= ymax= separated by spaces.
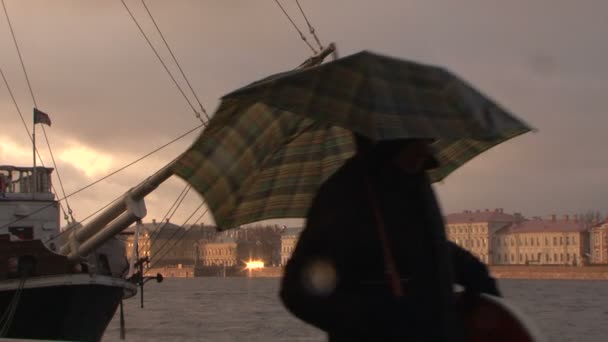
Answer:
xmin=1 ymin=0 xmax=607 ymax=228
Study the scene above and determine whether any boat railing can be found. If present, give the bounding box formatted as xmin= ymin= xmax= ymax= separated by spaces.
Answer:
xmin=0 ymin=165 xmax=54 ymax=196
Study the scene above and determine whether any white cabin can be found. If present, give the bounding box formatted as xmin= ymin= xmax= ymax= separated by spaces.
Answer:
xmin=0 ymin=165 xmax=60 ymax=249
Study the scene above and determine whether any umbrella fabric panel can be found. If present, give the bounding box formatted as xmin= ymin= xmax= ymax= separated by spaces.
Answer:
xmin=232 ymin=123 xmax=353 ymax=228
xmin=174 ymin=51 xmax=533 ymax=230
xmin=428 ymin=130 xmax=529 ymax=182
xmin=224 ymin=51 xmax=529 ymax=141
xmin=173 ymin=102 xmax=354 ymax=229
xmin=174 ymin=101 xmax=527 ymax=229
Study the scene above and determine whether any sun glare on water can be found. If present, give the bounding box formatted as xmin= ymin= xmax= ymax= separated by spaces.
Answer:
xmin=245 ymin=260 xmax=264 ymax=270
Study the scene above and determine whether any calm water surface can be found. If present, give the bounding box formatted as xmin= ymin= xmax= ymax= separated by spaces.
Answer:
xmin=103 ymin=278 xmax=608 ymax=342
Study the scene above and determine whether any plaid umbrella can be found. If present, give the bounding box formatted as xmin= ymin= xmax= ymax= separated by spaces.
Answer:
xmin=173 ymin=51 xmax=532 ymax=230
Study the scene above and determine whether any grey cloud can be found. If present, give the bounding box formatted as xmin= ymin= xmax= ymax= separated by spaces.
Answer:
xmin=2 ymin=0 xmax=607 ymax=225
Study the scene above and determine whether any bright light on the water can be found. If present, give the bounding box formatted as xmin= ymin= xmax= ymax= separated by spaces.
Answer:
xmin=245 ymin=260 xmax=264 ymax=270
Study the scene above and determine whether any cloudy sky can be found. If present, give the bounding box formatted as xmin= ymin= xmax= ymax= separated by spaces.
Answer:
xmin=1 ymin=0 xmax=607 ymax=228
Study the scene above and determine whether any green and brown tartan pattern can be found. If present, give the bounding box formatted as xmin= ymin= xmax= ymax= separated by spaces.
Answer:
xmin=173 ymin=51 xmax=531 ymax=230
xmin=225 ymin=51 xmax=531 ymax=142
xmin=174 ymin=102 xmax=355 ymax=230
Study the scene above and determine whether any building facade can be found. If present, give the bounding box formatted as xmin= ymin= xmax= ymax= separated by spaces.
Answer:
xmin=236 ymin=226 xmax=282 ymax=266
xmin=590 ymin=220 xmax=608 ymax=264
xmin=124 ymin=219 xmax=213 ymax=268
xmin=198 ymin=225 xmax=282 ymax=267
xmin=280 ymin=227 xmax=304 ymax=266
xmin=200 ymin=236 xmax=238 ymax=266
xmin=493 ymin=215 xmax=589 ymax=266
xmin=445 ymin=209 xmax=515 ymax=264
xmin=125 ymin=225 xmax=151 ymax=261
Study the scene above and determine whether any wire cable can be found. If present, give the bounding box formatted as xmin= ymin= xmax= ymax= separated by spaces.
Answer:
xmin=0 ymin=66 xmax=71 ymax=221
xmin=148 ymin=204 xmax=208 ymax=269
xmin=40 ymin=125 xmax=75 ymax=221
xmin=148 ymin=184 xmax=192 ymax=251
xmin=56 ymin=123 xmax=202 ymax=201
xmin=1 ymin=0 xmax=37 ymax=107
xmin=0 ymin=123 xmax=204 ymax=232
xmin=120 ymin=0 xmax=204 ymax=123
xmin=44 ymin=193 xmax=124 ymax=243
xmin=295 ymin=0 xmax=323 ymax=50
xmin=272 ymin=0 xmax=317 ymax=53
xmin=1 ymin=0 xmax=75 ymax=220
xmin=140 ymin=0 xmax=209 ymax=122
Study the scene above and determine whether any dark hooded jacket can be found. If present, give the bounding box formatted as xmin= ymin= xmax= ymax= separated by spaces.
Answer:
xmin=280 ymin=150 xmax=500 ymax=341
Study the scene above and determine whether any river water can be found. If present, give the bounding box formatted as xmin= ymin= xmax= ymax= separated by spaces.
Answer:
xmin=103 ymin=278 xmax=608 ymax=342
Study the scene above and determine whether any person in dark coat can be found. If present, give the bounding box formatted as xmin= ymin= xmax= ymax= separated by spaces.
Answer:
xmin=280 ymin=136 xmax=501 ymax=341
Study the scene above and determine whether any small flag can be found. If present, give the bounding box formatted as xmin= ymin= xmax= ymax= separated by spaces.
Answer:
xmin=33 ymin=108 xmax=52 ymax=126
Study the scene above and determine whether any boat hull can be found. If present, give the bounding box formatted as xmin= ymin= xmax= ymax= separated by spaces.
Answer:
xmin=0 ymin=274 xmax=136 ymax=342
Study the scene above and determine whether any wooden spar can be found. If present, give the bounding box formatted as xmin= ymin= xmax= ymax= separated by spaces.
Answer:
xmin=60 ymin=43 xmax=338 ymax=260
xmin=297 ymin=43 xmax=336 ymax=69
xmin=60 ymin=159 xmax=177 ymax=260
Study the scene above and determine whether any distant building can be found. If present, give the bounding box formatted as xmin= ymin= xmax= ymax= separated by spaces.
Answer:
xmin=198 ymin=225 xmax=282 ymax=267
xmin=590 ymin=220 xmax=608 ymax=264
xmin=494 ymin=215 xmax=589 ymax=266
xmin=235 ymin=226 xmax=282 ymax=266
xmin=280 ymin=227 xmax=304 ymax=266
xmin=200 ymin=234 xmax=238 ymax=266
xmin=124 ymin=219 xmax=214 ymax=268
xmin=125 ymin=224 xmax=151 ymax=261
xmin=445 ymin=209 xmax=515 ymax=264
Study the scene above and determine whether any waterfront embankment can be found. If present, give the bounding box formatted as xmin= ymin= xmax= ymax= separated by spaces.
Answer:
xmin=146 ymin=265 xmax=608 ymax=280
xmin=489 ymin=265 xmax=608 ymax=280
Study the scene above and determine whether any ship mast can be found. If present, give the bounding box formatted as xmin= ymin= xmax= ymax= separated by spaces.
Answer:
xmin=59 ymin=43 xmax=336 ymax=260
xmin=58 ymin=44 xmax=336 ymax=261
xmin=59 ymin=160 xmax=175 ymax=260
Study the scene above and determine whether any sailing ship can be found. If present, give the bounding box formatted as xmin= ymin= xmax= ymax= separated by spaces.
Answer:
xmin=0 ymin=3 xmax=185 ymax=340
xmin=0 ymin=2 xmax=545 ymax=341
xmin=0 ymin=164 xmax=137 ymax=341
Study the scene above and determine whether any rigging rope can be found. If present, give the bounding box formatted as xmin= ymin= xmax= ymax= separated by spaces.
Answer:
xmin=44 ymin=192 xmax=124 ymax=244
xmin=40 ymin=125 xmax=75 ymax=222
xmin=1 ymin=0 xmax=75 ymax=221
xmin=1 ymin=0 xmax=37 ymax=108
xmin=140 ymin=0 xmax=210 ymax=122
xmin=148 ymin=205 xmax=208 ymax=269
xmin=120 ymin=0 xmax=206 ymax=124
xmin=56 ymin=123 xmax=202 ymax=204
xmin=147 ymin=184 xmax=192 ymax=251
xmin=156 ymin=207 xmax=208 ymax=263
xmin=1 ymin=123 xmax=204 ymax=233
xmin=0 ymin=277 xmax=26 ymax=337
xmin=272 ymin=0 xmax=317 ymax=54
xmin=294 ymin=0 xmax=323 ymax=50
xmin=0 ymin=65 xmax=71 ymax=221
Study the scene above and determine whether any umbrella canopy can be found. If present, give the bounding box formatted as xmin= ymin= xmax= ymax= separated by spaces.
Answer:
xmin=173 ymin=51 xmax=532 ymax=230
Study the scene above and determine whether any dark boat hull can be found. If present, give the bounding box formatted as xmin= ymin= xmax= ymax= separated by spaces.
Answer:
xmin=0 ymin=275 xmax=136 ymax=341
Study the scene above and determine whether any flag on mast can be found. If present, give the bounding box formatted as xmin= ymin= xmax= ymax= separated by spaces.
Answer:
xmin=33 ymin=108 xmax=52 ymax=126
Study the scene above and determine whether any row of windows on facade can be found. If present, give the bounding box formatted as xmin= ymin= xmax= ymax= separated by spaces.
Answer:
xmin=452 ymin=238 xmax=487 ymax=248
xmin=201 ymin=260 xmax=237 ymax=266
xmin=591 ymin=248 xmax=606 ymax=262
xmin=495 ymin=235 xmax=577 ymax=247
xmin=496 ymin=252 xmax=579 ymax=263
xmin=469 ymin=254 xmax=489 ymax=263
xmin=127 ymin=241 xmax=150 ymax=247
xmin=149 ymin=250 xmax=197 ymax=257
xmin=202 ymin=248 xmax=236 ymax=256
xmin=128 ymin=244 xmax=193 ymax=257
xmin=592 ymin=232 xmax=606 ymax=245
xmin=448 ymin=225 xmax=489 ymax=234
xmin=281 ymin=246 xmax=295 ymax=254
